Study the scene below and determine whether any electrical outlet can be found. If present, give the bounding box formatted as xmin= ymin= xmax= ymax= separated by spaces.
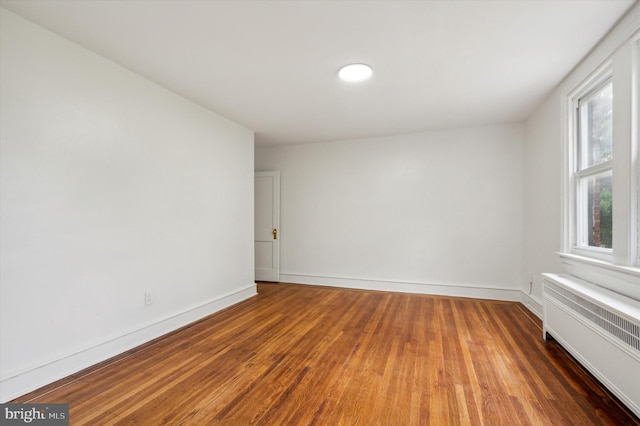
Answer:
xmin=145 ymin=291 xmax=154 ymax=306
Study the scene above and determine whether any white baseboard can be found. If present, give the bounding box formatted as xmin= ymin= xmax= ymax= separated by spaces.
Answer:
xmin=280 ymin=273 xmax=521 ymax=301
xmin=0 ymin=284 xmax=257 ymax=403
xmin=520 ymin=292 xmax=543 ymax=319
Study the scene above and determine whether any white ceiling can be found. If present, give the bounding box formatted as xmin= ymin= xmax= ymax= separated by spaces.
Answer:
xmin=1 ymin=0 xmax=636 ymax=146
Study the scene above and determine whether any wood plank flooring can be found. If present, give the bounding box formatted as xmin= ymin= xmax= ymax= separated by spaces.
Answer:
xmin=12 ymin=283 xmax=640 ymax=425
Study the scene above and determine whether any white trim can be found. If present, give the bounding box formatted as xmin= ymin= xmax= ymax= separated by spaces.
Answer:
xmin=520 ymin=292 xmax=543 ymax=319
xmin=0 ymin=284 xmax=257 ymax=403
xmin=612 ymin=36 xmax=639 ymax=266
xmin=572 ymin=246 xmax=613 ymax=262
xmin=574 ymin=159 xmax=613 ymax=178
xmin=279 ymin=273 xmax=521 ymax=301
xmin=282 ymin=273 xmax=544 ymax=318
xmin=567 ymin=66 xmax=614 ymax=256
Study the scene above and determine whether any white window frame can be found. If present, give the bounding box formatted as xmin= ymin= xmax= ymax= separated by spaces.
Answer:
xmin=571 ymin=75 xmax=614 ymax=260
xmin=561 ymin=31 xmax=640 ymax=298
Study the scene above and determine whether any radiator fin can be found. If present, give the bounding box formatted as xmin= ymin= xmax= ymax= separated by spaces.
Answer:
xmin=545 ymin=282 xmax=640 ymax=353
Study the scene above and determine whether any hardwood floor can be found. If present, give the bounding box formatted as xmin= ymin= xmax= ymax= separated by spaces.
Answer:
xmin=13 ymin=283 xmax=640 ymax=425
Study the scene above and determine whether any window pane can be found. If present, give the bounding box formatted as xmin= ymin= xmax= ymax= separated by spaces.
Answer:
xmin=579 ymin=172 xmax=613 ymax=249
xmin=579 ymin=82 xmax=613 ymax=169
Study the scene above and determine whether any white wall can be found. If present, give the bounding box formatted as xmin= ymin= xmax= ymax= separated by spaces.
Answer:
xmin=0 ymin=9 xmax=255 ymax=401
xmin=256 ymin=125 xmax=524 ymax=299
xmin=521 ymin=93 xmax=564 ymax=310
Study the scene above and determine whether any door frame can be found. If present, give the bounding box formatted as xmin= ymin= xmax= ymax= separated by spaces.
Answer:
xmin=254 ymin=171 xmax=280 ymax=282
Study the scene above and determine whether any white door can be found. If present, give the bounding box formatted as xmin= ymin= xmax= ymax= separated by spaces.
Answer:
xmin=255 ymin=171 xmax=280 ymax=282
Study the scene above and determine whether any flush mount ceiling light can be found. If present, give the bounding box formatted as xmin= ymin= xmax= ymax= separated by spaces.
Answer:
xmin=338 ymin=63 xmax=373 ymax=82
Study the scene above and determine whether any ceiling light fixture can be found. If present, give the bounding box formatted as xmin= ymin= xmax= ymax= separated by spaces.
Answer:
xmin=338 ymin=63 xmax=373 ymax=82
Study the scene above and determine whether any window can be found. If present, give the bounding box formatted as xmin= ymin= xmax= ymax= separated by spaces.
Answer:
xmin=575 ymin=80 xmax=613 ymax=252
xmin=561 ymin=33 xmax=640 ymax=297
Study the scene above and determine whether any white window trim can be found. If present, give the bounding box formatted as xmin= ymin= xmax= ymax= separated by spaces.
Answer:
xmin=561 ymin=32 xmax=640 ymax=301
xmin=565 ymin=64 xmax=613 ymax=261
xmin=610 ymin=34 xmax=638 ymax=267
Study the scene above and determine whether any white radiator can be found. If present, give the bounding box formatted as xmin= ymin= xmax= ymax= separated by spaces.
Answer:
xmin=542 ymin=273 xmax=640 ymax=418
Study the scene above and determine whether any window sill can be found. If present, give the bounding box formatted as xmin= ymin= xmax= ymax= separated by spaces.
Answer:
xmin=557 ymin=252 xmax=640 ymax=302
xmin=571 ymin=246 xmax=613 ymax=262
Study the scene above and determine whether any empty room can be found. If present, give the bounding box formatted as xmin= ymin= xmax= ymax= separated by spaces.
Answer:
xmin=1 ymin=0 xmax=640 ymax=424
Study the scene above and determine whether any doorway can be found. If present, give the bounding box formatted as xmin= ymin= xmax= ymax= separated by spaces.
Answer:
xmin=255 ymin=171 xmax=280 ymax=282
